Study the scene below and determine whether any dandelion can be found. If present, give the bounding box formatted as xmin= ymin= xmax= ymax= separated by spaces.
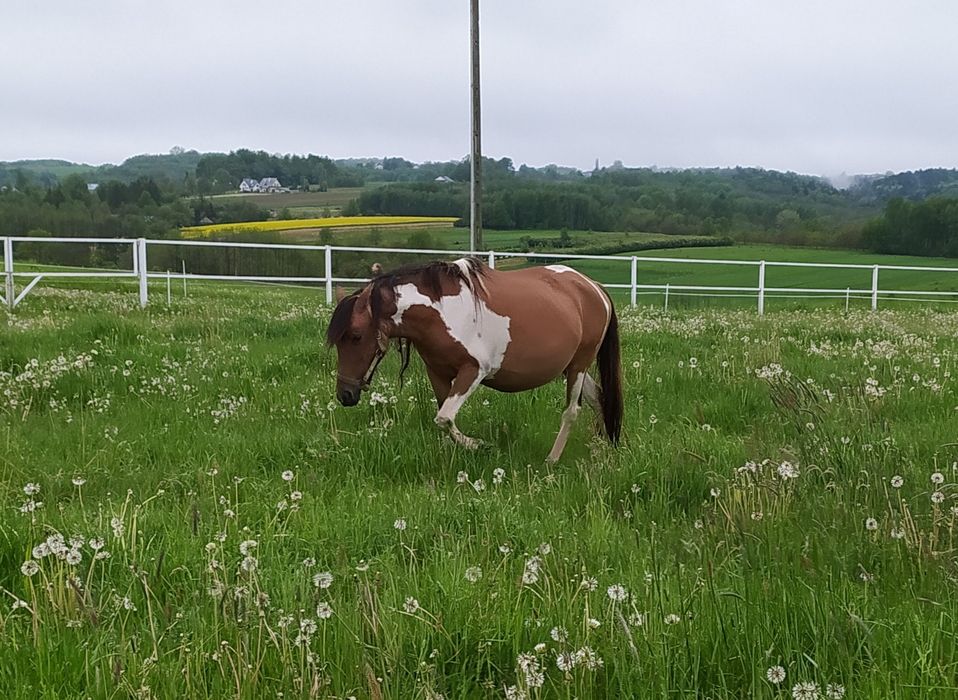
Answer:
xmin=504 ymin=686 xmax=527 ymax=700
xmin=20 ymin=560 xmax=40 ymax=577
xmin=587 ymin=618 xmax=601 ymax=629
xmin=556 ymin=651 xmax=576 ymax=672
xmin=574 ymin=646 xmax=603 ymax=670
xmin=240 ymin=556 xmax=258 ymax=573
xmin=72 ymin=477 xmax=86 ymax=487
xmin=580 ymin=576 xmax=598 ymax=592
xmin=664 ymin=613 xmax=681 ymax=625
xmin=890 ymin=527 xmax=905 ymax=540
xmin=865 ymin=518 xmax=878 ymax=531
xmin=315 ymin=602 xmax=333 ymax=619
xmin=533 ymin=642 xmax=547 ymax=654
xmin=522 ymin=569 xmax=539 ymax=585
xmin=121 ymin=596 xmax=136 ymax=611
xmin=302 ymin=557 xmax=316 ymax=569
xmin=550 ymin=626 xmax=568 ymax=642
xmin=649 ymin=414 xmax=658 ymax=425
xmin=777 ymin=461 xmax=800 ymax=480
xmin=628 ymin=611 xmax=646 ymax=627
xmin=281 ymin=470 xmax=294 ymax=481
xmin=23 ymin=483 xmax=40 ymax=496
xmin=891 ymin=475 xmax=904 ymax=488
xmin=472 ymin=479 xmax=486 ymax=493
xmin=538 ymin=542 xmax=552 ymax=556
xmin=111 ymin=517 xmax=125 ymax=538
xmin=290 ymin=490 xmax=303 ymax=502
xmin=300 ymin=618 xmax=318 ymax=636
xmin=931 ymin=472 xmax=945 ymax=485
xmin=710 ymin=487 xmax=721 ymax=498
xmin=32 ymin=543 xmax=50 ymax=559
xmin=792 ymin=681 xmax=820 ymax=700
xmin=607 ymin=584 xmax=628 ymax=602
xmin=89 ymin=537 xmax=105 ymax=551
xmin=403 ymin=597 xmax=420 ymax=614
xmin=931 ymin=491 xmax=945 ymax=504
xmin=313 ymin=571 xmax=333 ymax=589
xmin=499 ymin=544 xmax=512 ymax=555
xmin=826 ymin=684 xmax=845 ymax=699
xmin=492 ymin=468 xmax=506 ymax=484
xmin=456 ymin=470 xmax=469 ymax=484
xmin=465 ymin=566 xmax=482 ymax=583
xmin=766 ymin=666 xmax=786 ymax=684
xmin=65 ymin=549 xmax=82 ymax=566
xmin=239 ymin=540 xmax=258 ymax=556
xmin=355 ymin=561 xmax=370 ymax=572
xmin=393 ymin=518 xmax=407 ymax=531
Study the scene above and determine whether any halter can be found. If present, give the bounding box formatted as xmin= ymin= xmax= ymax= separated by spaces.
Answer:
xmin=338 ymin=330 xmax=389 ymax=390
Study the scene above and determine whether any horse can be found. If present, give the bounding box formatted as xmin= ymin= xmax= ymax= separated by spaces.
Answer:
xmin=326 ymin=258 xmax=623 ymax=462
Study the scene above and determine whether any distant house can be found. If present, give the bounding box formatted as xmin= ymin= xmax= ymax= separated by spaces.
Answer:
xmin=239 ymin=178 xmax=260 ymax=193
xmin=259 ymin=177 xmax=283 ymax=192
xmin=199 ymin=216 xmax=214 ymax=225
xmin=434 ymin=176 xmax=455 ymax=184
xmin=87 ymin=183 xmax=99 ymax=192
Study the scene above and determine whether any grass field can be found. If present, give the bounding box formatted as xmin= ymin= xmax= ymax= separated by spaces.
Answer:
xmin=208 ymin=188 xmax=366 ymax=217
xmin=561 ymin=244 xmax=958 ymax=311
xmin=2 ymin=282 xmax=957 ymax=698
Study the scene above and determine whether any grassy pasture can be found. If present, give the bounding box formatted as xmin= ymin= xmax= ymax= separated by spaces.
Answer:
xmin=562 ymin=244 xmax=958 ymax=311
xmin=1 ymin=282 xmax=957 ymax=698
xmin=208 ymin=187 xmax=366 ymax=212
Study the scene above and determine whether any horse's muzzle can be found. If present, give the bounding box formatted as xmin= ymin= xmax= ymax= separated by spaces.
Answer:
xmin=337 ymin=386 xmax=361 ymax=407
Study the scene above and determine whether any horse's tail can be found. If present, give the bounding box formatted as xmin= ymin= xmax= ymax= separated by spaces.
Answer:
xmin=597 ymin=304 xmax=623 ymax=444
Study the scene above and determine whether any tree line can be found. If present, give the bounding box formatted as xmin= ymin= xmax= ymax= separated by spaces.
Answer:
xmin=863 ymin=197 xmax=958 ymax=257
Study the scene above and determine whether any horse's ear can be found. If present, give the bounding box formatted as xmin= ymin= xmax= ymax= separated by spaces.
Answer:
xmin=334 ymin=285 xmax=348 ymax=303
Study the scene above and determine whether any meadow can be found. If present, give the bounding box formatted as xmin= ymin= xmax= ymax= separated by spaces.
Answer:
xmin=1 ymin=281 xmax=957 ymax=699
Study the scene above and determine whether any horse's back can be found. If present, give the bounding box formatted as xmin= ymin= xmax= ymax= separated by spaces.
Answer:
xmin=479 ymin=265 xmax=612 ymax=391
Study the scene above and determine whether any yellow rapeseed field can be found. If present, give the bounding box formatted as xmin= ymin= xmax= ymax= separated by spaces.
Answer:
xmin=181 ymin=216 xmax=459 ymax=238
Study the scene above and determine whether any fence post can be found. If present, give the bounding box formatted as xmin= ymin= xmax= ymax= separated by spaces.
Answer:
xmin=137 ymin=238 xmax=148 ymax=308
xmin=324 ymin=245 xmax=333 ymax=305
xmin=630 ymin=256 xmax=637 ymax=307
xmin=166 ymin=270 xmax=172 ymax=305
xmin=871 ymin=265 xmax=879 ymax=311
xmin=487 ymin=250 xmax=496 ymax=269
xmin=182 ymin=260 xmax=187 ymax=297
xmin=757 ymin=260 xmax=766 ymax=316
xmin=664 ymin=283 xmax=670 ymax=312
xmin=3 ymin=238 xmax=13 ymax=311
xmin=845 ymin=287 xmax=850 ymax=314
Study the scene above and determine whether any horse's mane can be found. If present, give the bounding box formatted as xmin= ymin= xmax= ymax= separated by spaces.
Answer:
xmin=368 ymin=257 xmax=486 ymax=322
xmin=326 ymin=258 xmax=487 ymax=386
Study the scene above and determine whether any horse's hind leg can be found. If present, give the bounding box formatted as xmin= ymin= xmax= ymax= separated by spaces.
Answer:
xmin=581 ymin=374 xmax=601 ymax=412
xmin=546 ymin=370 xmax=587 ymax=463
xmin=435 ymin=364 xmax=485 ymax=450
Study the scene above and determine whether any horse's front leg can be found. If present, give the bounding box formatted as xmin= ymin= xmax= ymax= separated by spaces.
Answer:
xmin=435 ymin=364 xmax=485 ymax=450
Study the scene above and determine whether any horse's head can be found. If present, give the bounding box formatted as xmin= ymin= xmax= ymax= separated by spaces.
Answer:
xmin=326 ymin=287 xmax=392 ymax=406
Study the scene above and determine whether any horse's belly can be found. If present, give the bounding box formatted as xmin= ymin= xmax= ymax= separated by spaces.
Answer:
xmin=482 ymin=369 xmax=555 ymax=393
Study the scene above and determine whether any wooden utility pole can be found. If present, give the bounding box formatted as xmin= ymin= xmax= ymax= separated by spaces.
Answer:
xmin=470 ymin=0 xmax=483 ymax=251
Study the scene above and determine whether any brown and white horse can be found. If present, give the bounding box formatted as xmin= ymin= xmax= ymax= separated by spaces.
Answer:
xmin=326 ymin=258 xmax=622 ymax=462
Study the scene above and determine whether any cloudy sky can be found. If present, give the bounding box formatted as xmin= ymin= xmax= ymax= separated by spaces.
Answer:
xmin=4 ymin=1 xmax=957 ymax=176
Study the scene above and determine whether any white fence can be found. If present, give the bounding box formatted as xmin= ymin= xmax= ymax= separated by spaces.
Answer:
xmin=4 ymin=235 xmax=958 ymax=313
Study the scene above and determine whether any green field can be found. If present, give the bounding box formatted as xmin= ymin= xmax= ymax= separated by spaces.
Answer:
xmin=558 ymin=244 xmax=958 ymax=311
xmin=2 ymin=282 xmax=957 ymax=698
xmin=208 ymin=188 xmax=367 ymax=217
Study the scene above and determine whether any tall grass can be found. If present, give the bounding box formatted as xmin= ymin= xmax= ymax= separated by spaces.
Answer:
xmin=1 ymin=285 xmax=956 ymax=698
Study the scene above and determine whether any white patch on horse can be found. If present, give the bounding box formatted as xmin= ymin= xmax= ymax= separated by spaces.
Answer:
xmin=545 ymin=265 xmax=611 ymax=321
xmin=392 ymin=281 xmax=512 ymax=378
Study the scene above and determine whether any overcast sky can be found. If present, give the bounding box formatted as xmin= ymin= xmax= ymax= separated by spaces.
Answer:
xmin=4 ymin=1 xmax=957 ymax=176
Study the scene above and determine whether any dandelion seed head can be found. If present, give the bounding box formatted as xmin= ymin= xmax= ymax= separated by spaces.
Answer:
xmin=606 ymin=584 xmax=628 ymax=602
xmin=403 ymin=597 xmax=420 ymax=614
xmin=766 ymin=666 xmax=786 ymax=684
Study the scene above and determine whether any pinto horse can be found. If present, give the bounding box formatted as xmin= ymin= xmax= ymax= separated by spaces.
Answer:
xmin=326 ymin=258 xmax=622 ymax=462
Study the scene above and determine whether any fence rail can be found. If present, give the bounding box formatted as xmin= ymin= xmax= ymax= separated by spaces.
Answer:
xmin=3 ymin=236 xmax=958 ymax=313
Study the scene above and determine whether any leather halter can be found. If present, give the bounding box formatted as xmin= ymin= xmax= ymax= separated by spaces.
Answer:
xmin=338 ymin=330 xmax=388 ymax=390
